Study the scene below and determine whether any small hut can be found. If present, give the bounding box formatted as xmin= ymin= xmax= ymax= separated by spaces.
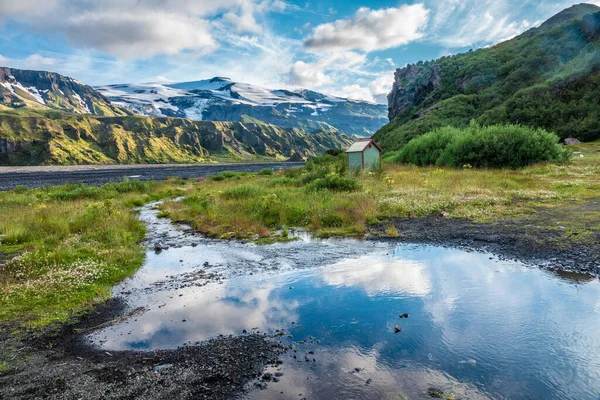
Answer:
xmin=345 ymin=138 xmax=382 ymax=171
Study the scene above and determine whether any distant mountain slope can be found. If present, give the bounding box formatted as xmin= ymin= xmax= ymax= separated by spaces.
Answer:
xmin=0 ymin=67 xmax=128 ymax=116
xmin=0 ymin=109 xmax=352 ymax=165
xmin=95 ymin=78 xmax=387 ymax=136
xmin=374 ymin=4 xmax=600 ymax=151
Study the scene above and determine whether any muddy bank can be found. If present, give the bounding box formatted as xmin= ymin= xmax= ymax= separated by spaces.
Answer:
xmin=371 ymin=214 xmax=600 ymax=276
xmin=0 ymin=299 xmax=284 ymax=400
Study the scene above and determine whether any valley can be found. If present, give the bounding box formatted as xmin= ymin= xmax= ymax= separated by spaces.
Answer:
xmin=0 ymin=2 xmax=599 ymax=400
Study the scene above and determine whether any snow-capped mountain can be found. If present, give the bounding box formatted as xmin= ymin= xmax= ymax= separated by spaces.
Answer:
xmin=0 ymin=67 xmax=128 ymax=116
xmin=95 ymin=77 xmax=387 ymax=136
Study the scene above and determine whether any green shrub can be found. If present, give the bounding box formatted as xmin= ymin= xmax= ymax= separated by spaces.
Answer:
xmin=393 ymin=124 xmax=570 ymax=168
xmin=257 ymin=168 xmax=274 ymax=175
xmin=265 ymin=177 xmax=301 ymax=187
xmin=208 ymin=171 xmax=248 ymax=181
xmin=306 ymin=175 xmax=361 ymax=192
xmin=222 ymin=185 xmax=263 ymax=199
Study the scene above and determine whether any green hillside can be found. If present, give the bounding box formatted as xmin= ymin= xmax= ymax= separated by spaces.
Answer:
xmin=0 ymin=109 xmax=351 ymax=165
xmin=374 ymin=4 xmax=600 ymax=151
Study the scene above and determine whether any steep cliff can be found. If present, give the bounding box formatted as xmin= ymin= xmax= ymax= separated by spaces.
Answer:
xmin=375 ymin=4 xmax=600 ymax=151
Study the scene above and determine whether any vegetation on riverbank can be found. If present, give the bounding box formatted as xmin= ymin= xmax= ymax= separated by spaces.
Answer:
xmin=161 ymin=141 xmax=600 ymax=240
xmin=0 ymin=180 xmax=185 ymax=328
xmin=0 ymin=141 xmax=598 ymax=328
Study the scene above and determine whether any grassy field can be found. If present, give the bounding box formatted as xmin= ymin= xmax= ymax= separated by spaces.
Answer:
xmin=161 ymin=143 xmax=600 ymax=239
xmin=0 ymin=142 xmax=598 ymax=329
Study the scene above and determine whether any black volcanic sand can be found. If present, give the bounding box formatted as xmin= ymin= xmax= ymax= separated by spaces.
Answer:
xmin=371 ymin=212 xmax=600 ymax=277
xmin=0 ymin=162 xmax=304 ymax=190
xmin=0 ymin=298 xmax=285 ymax=400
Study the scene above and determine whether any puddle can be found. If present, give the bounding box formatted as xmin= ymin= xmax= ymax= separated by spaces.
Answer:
xmin=88 ymin=203 xmax=600 ymax=399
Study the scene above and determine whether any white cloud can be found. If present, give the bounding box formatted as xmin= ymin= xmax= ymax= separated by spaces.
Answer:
xmin=328 ymin=84 xmax=374 ymax=102
xmin=62 ymin=12 xmax=217 ymax=59
xmin=369 ymin=72 xmax=394 ymax=103
xmin=287 ymin=51 xmax=366 ymax=87
xmin=304 ymin=4 xmax=429 ymax=53
xmin=0 ymin=0 xmax=287 ymax=59
xmin=289 ymin=60 xmax=332 ymax=87
xmin=223 ymin=1 xmax=263 ymax=34
xmin=427 ymin=0 xmax=538 ymax=48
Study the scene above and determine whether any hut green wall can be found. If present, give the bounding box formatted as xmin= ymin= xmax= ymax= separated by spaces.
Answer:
xmin=348 ymin=152 xmax=363 ymax=170
xmin=363 ymin=145 xmax=380 ymax=170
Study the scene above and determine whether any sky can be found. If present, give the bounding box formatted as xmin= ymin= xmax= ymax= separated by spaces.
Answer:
xmin=0 ymin=0 xmax=597 ymax=103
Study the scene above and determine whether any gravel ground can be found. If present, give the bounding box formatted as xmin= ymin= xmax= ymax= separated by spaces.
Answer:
xmin=0 ymin=162 xmax=304 ymax=190
xmin=370 ymin=211 xmax=600 ymax=277
xmin=0 ymin=298 xmax=286 ymax=400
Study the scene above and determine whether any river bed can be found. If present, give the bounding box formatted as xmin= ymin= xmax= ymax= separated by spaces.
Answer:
xmin=88 ymin=203 xmax=600 ymax=400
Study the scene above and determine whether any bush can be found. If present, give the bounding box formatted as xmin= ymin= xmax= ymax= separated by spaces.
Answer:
xmin=306 ymin=175 xmax=361 ymax=192
xmin=222 ymin=185 xmax=263 ymax=199
xmin=392 ymin=124 xmax=571 ymax=168
xmin=208 ymin=171 xmax=248 ymax=181
xmin=325 ymin=149 xmax=344 ymax=156
xmin=257 ymin=168 xmax=274 ymax=175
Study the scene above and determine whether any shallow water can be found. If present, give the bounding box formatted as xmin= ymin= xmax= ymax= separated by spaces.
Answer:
xmin=89 ymin=204 xmax=600 ymax=400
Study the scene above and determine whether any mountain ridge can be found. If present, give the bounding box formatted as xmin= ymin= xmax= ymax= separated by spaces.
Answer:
xmin=95 ymin=78 xmax=387 ymax=137
xmin=0 ymin=69 xmax=355 ymax=165
xmin=0 ymin=67 xmax=128 ymax=117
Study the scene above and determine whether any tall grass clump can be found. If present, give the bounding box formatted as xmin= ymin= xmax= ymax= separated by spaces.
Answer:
xmin=393 ymin=124 xmax=571 ymax=168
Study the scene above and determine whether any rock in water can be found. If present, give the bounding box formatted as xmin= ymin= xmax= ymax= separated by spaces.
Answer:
xmin=394 ymin=325 xmax=402 ymax=333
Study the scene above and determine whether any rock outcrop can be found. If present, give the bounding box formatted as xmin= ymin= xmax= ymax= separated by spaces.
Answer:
xmin=387 ymin=64 xmax=440 ymax=121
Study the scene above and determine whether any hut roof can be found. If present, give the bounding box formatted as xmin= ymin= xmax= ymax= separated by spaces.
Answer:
xmin=345 ymin=139 xmax=382 ymax=153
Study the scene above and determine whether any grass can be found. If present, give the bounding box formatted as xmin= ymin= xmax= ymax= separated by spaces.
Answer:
xmin=0 ymin=180 xmax=188 ymax=328
xmin=0 ymin=141 xmax=598 ymax=329
xmin=161 ymin=143 xmax=600 ymax=241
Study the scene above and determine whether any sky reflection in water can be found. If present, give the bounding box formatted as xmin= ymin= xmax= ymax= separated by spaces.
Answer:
xmin=90 ymin=240 xmax=600 ymax=399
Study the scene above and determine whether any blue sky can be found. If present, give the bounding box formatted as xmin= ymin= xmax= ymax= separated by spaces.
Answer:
xmin=0 ymin=0 xmax=597 ymax=102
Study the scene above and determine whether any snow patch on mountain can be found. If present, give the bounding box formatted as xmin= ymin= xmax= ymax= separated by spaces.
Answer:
xmin=95 ymin=77 xmax=388 ymax=136
xmin=72 ymin=92 xmax=90 ymax=113
xmin=96 ymin=78 xmax=362 ymax=119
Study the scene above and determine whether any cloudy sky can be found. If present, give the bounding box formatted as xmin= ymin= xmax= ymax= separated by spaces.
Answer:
xmin=0 ymin=0 xmax=595 ymax=102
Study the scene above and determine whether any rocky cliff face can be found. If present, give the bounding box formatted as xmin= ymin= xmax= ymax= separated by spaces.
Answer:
xmin=0 ymin=67 xmax=128 ymax=116
xmin=0 ymin=109 xmax=352 ymax=165
xmin=387 ymin=64 xmax=441 ymax=121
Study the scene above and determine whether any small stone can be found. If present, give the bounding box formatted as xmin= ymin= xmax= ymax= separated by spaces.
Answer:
xmin=153 ymin=364 xmax=173 ymax=373
xmin=154 ymin=242 xmax=164 ymax=251
xmin=366 ymin=378 xmax=372 ymax=385
xmin=428 ymin=387 xmax=445 ymax=398
xmin=261 ymin=372 xmax=273 ymax=381
xmin=399 ymin=313 xmax=409 ymax=319
xmin=394 ymin=325 xmax=402 ymax=333
xmin=182 ymin=319 xmax=187 ymax=322
xmin=254 ymin=381 xmax=268 ymax=390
